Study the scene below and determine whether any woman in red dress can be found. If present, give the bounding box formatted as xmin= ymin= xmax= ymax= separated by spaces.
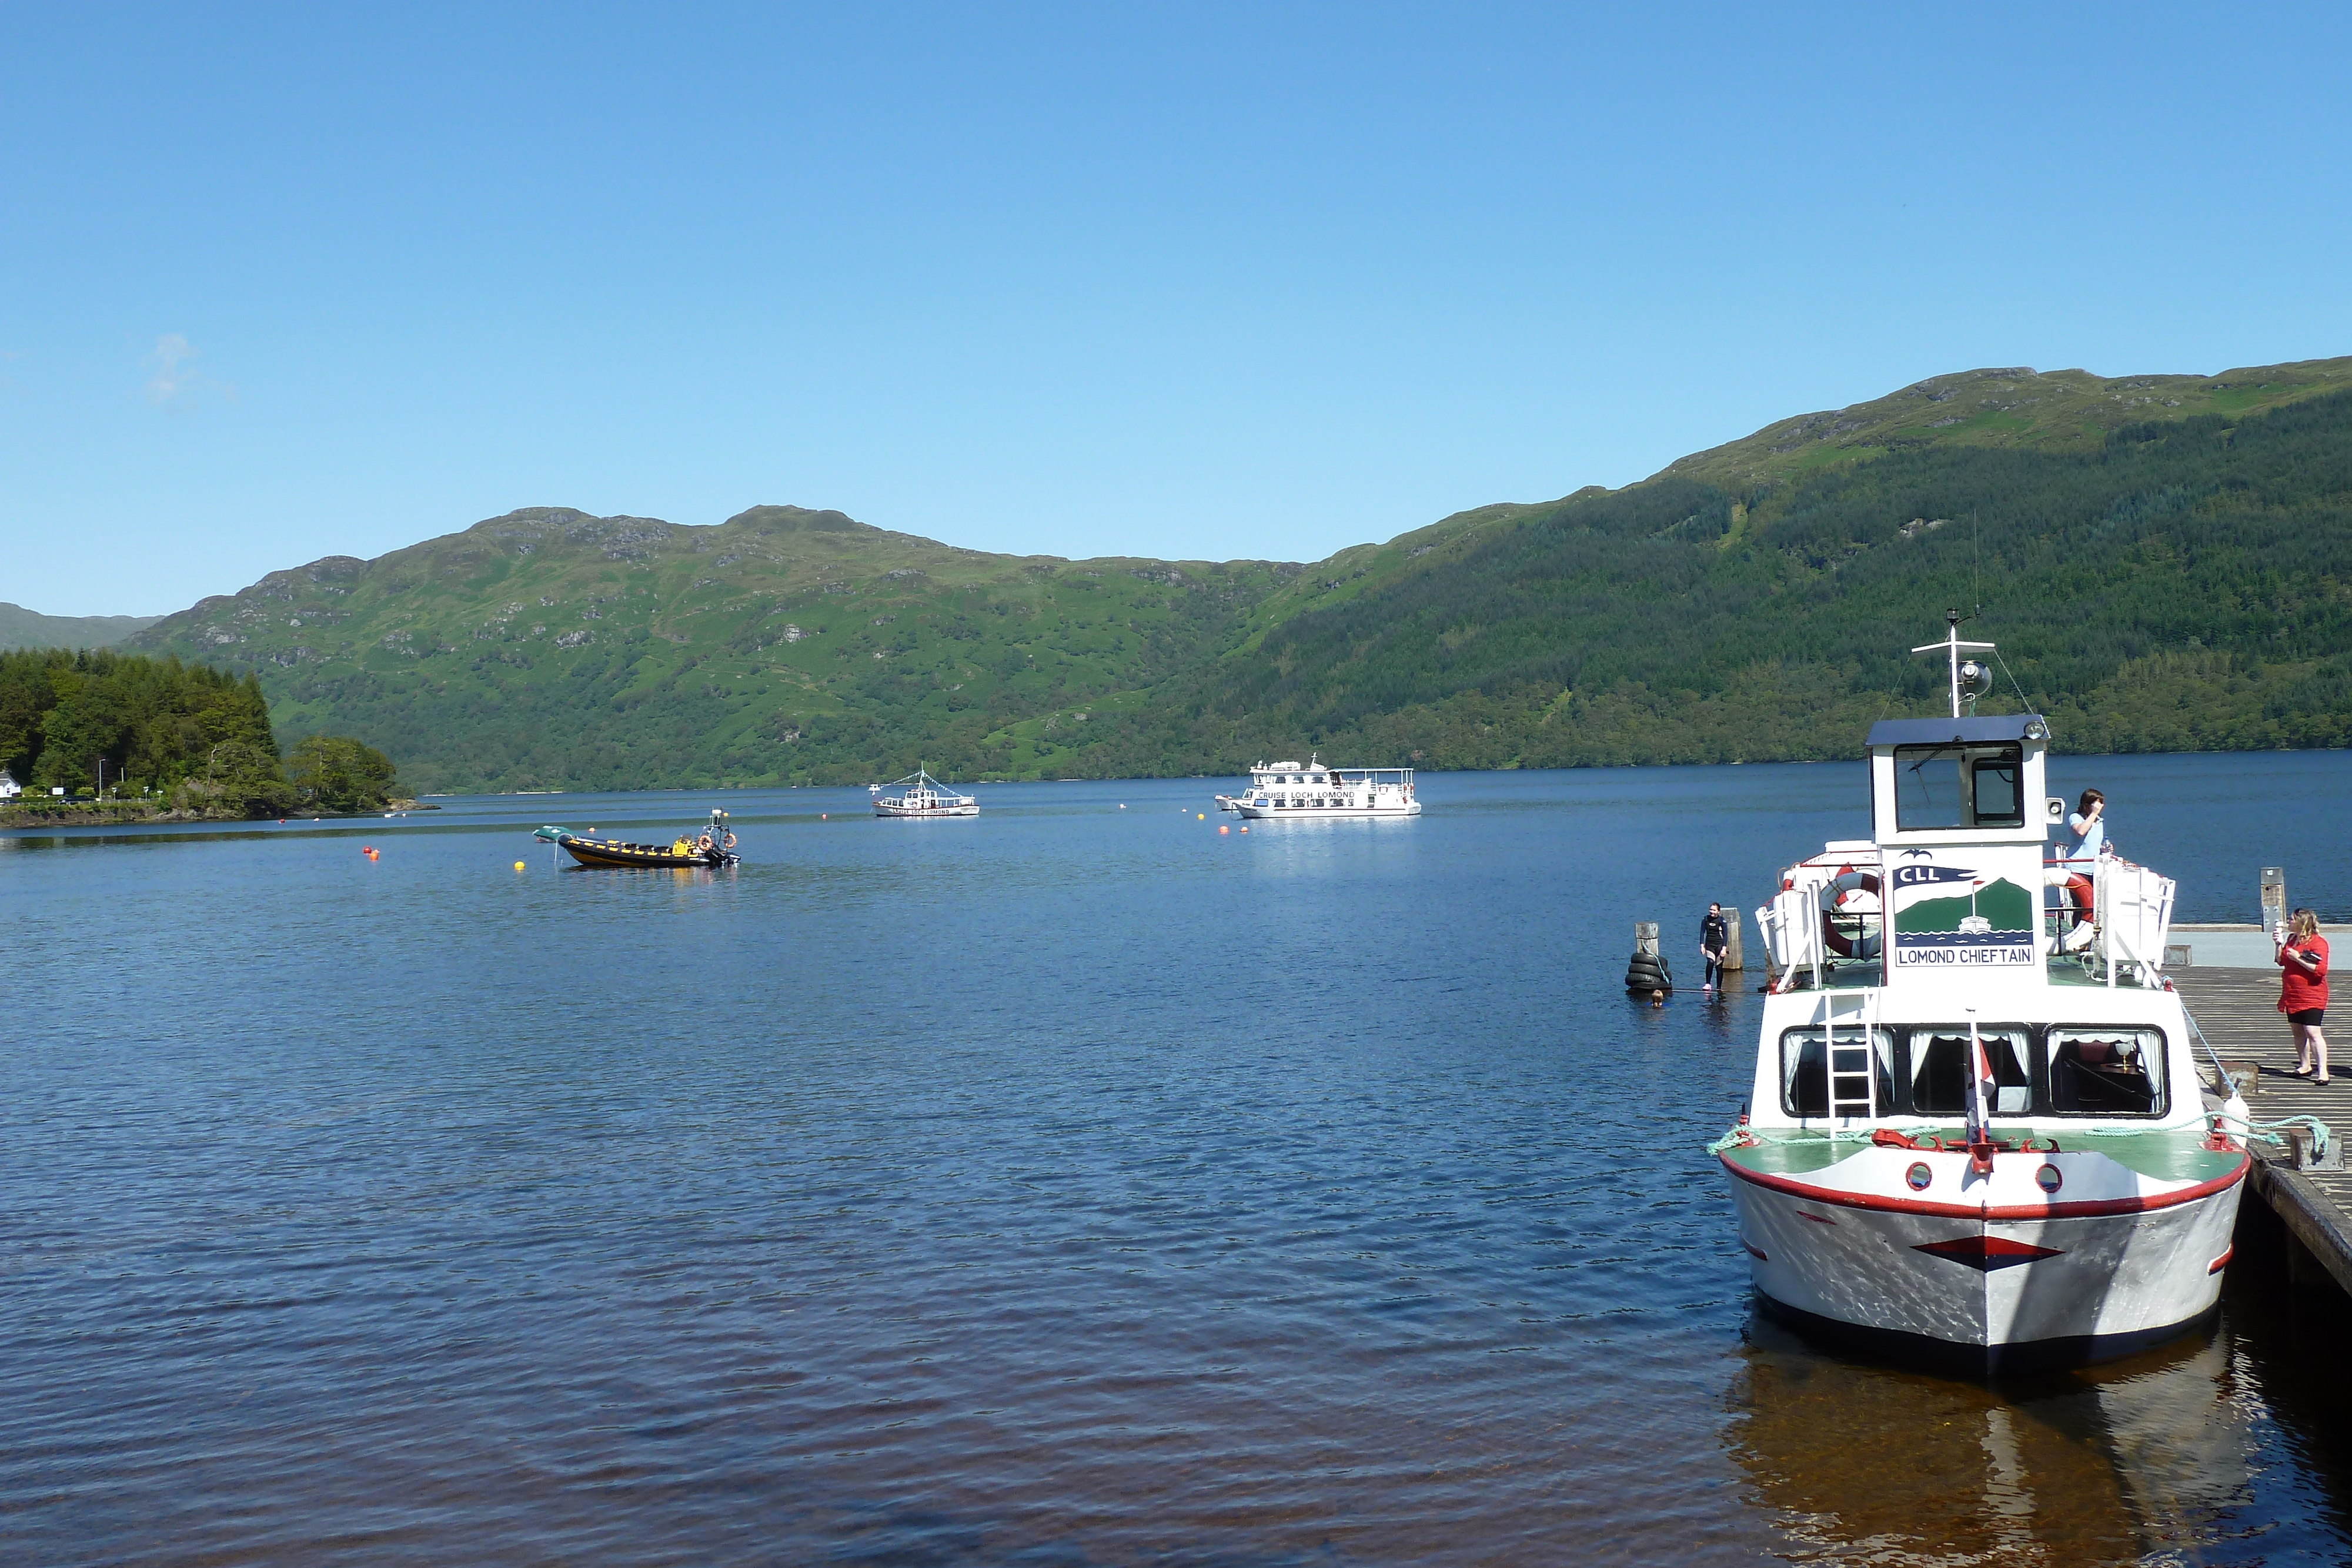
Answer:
xmin=2280 ymin=907 xmax=2331 ymax=1084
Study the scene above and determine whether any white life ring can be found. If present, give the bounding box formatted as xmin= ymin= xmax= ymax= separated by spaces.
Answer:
xmin=1817 ymin=869 xmax=1882 ymax=958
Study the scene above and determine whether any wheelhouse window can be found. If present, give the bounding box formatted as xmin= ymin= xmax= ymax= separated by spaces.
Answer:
xmin=2048 ymin=1028 xmax=2168 ymax=1117
xmin=1908 ymin=1027 xmax=2032 ymax=1116
xmin=1780 ymin=1026 xmax=1895 ymax=1118
xmin=1894 ymin=742 xmax=2026 ymax=831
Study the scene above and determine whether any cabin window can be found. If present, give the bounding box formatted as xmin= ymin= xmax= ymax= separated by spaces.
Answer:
xmin=1972 ymin=758 xmax=2022 ymax=825
xmin=1907 ymin=1027 xmax=2032 ymax=1116
xmin=1893 ymin=743 xmax=2026 ymax=831
xmin=2047 ymin=1028 xmax=2168 ymax=1117
xmin=1780 ymin=1027 xmax=1896 ymax=1118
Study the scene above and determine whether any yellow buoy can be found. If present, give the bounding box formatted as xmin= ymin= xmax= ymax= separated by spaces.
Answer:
xmin=514 ymin=861 xmax=526 ymax=871
xmin=1197 ymin=813 xmax=1205 ymax=820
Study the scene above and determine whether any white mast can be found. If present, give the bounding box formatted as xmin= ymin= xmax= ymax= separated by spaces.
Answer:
xmin=1910 ymin=609 xmax=1996 ymax=718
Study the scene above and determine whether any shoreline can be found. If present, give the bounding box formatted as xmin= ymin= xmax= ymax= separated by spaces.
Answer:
xmin=0 ymin=797 xmax=437 ymax=829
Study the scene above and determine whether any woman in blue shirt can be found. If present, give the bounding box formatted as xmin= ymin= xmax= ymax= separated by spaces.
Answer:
xmin=2052 ymin=787 xmax=2104 ymax=952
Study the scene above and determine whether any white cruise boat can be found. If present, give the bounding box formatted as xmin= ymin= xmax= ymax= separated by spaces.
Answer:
xmin=1715 ymin=615 xmax=2249 ymax=1374
xmin=1228 ymin=754 xmax=1419 ymax=819
xmin=871 ymin=767 xmax=978 ymax=818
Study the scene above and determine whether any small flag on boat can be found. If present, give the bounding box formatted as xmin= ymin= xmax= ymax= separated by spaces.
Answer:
xmin=1965 ymin=1011 xmax=1994 ymax=1154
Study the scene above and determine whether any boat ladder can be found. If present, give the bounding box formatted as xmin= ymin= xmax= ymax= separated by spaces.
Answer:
xmin=1826 ymin=991 xmax=1880 ymax=1122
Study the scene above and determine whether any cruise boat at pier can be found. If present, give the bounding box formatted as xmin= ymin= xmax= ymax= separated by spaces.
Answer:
xmin=871 ymin=767 xmax=978 ymax=818
xmin=1227 ymin=754 xmax=1419 ymax=819
xmin=1715 ymin=615 xmax=2248 ymax=1373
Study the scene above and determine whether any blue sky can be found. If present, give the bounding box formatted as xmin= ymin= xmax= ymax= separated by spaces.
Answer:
xmin=4 ymin=5 xmax=2348 ymax=616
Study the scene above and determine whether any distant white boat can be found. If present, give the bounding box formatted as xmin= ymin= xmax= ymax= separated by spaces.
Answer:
xmin=1228 ymin=753 xmax=1419 ymax=819
xmin=872 ymin=767 xmax=978 ymax=818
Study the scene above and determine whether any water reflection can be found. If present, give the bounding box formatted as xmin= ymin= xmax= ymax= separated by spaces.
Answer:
xmin=1729 ymin=1310 xmax=2261 ymax=1562
xmin=9 ymin=761 xmax=2352 ymax=1563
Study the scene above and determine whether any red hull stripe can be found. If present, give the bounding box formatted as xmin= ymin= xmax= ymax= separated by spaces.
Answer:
xmin=2209 ymin=1245 xmax=2234 ymax=1275
xmin=1719 ymin=1151 xmax=2248 ymax=1221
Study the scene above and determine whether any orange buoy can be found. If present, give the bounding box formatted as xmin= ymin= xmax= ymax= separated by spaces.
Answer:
xmin=1218 ymin=824 xmax=1229 ymax=834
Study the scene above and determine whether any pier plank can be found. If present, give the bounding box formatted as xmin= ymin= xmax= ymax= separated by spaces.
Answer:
xmin=2174 ymin=968 xmax=2352 ymax=1298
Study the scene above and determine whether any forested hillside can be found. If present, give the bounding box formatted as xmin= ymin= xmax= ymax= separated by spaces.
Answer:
xmin=123 ymin=506 xmax=1319 ymax=792
xmin=0 ymin=649 xmax=399 ymax=815
xmin=1072 ymin=387 xmax=2352 ymax=773
xmin=121 ymin=357 xmax=2352 ymax=790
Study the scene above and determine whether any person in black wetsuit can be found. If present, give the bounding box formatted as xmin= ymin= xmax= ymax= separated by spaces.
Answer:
xmin=1700 ymin=903 xmax=1730 ymax=994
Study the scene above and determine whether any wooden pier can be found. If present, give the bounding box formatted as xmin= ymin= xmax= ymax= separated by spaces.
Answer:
xmin=2176 ymin=967 xmax=2352 ymax=1298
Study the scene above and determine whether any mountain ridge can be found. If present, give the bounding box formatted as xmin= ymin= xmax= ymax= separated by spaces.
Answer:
xmin=122 ymin=354 xmax=2352 ymax=791
xmin=0 ymin=602 xmax=161 ymax=652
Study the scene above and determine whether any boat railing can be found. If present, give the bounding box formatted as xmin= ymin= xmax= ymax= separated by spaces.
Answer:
xmin=2093 ymin=856 xmax=2176 ymax=987
xmin=1758 ymin=887 xmax=1835 ymax=988
xmin=2041 ymin=851 xmax=2177 ymax=987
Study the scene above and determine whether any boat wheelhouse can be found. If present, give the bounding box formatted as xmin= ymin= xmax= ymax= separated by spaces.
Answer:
xmin=1227 ymin=754 xmax=1419 ymax=820
xmin=871 ymin=767 xmax=978 ymax=818
xmin=1215 ymin=759 xmax=1305 ymax=812
xmin=1715 ymin=616 xmax=2247 ymax=1373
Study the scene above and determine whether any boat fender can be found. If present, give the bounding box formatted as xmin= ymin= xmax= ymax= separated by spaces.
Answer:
xmin=1625 ymin=949 xmax=1673 ymax=992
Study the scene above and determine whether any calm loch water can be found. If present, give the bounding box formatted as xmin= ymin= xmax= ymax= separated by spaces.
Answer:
xmin=7 ymin=753 xmax=2352 ymax=1564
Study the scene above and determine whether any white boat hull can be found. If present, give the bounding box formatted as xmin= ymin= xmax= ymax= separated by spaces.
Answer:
xmin=1233 ymin=800 xmax=1420 ymax=820
xmin=1725 ymin=1151 xmax=2245 ymax=1372
xmin=873 ymin=802 xmax=978 ymax=817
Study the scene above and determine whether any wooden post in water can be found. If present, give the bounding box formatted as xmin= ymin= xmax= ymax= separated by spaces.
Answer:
xmin=1634 ymin=921 xmax=1660 ymax=957
xmin=1721 ymin=907 xmax=1744 ymax=971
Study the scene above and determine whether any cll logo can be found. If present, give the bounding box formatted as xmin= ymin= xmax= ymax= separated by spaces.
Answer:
xmin=1892 ymin=864 xmax=1977 ymax=888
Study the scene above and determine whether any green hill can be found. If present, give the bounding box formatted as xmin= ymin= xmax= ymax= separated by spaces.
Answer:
xmin=0 ymin=602 xmax=159 ymax=652
xmin=123 ymin=505 xmax=1337 ymax=791
xmin=1661 ymin=357 xmax=2352 ymax=490
xmin=123 ymin=356 xmax=2352 ymax=790
xmin=1063 ymin=366 xmax=2352 ymax=775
